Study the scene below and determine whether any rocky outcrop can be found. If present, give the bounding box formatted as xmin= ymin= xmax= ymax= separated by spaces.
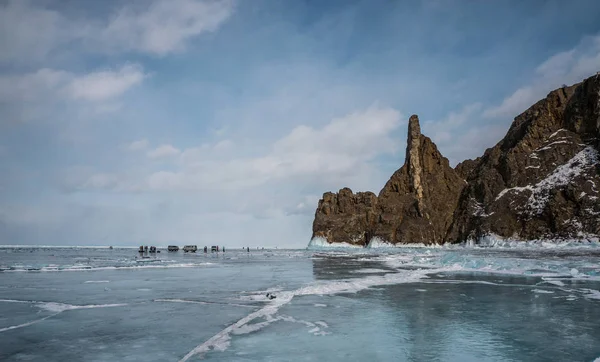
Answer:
xmin=311 ymin=188 xmax=378 ymax=246
xmin=312 ymin=115 xmax=465 ymax=245
xmin=372 ymin=115 xmax=465 ymax=244
xmin=448 ymin=75 xmax=600 ymax=242
xmin=454 ymin=158 xmax=479 ymax=180
xmin=311 ymin=73 xmax=600 ymax=246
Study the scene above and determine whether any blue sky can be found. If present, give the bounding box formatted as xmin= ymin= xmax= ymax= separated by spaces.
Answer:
xmin=1 ymin=0 xmax=600 ymax=247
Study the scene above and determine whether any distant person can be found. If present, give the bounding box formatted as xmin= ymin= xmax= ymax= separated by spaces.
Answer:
xmin=247 ymin=247 xmax=250 ymax=252
xmin=223 ymin=247 xmax=225 ymax=253
xmin=204 ymin=246 xmax=207 ymax=253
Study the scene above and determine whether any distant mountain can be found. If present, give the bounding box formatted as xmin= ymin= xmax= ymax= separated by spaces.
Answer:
xmin=311 ymin=73 xmax=600 ymax=246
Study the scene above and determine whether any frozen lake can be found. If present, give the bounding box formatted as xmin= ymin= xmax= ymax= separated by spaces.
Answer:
xmin=1 ymin=246 xmax=600 ymax=361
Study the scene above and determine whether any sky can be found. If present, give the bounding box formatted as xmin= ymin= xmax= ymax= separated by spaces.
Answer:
xmin=1 ymin=0 xmax=600 ymax=248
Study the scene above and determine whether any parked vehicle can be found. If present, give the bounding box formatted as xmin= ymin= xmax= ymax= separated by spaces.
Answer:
xmin=183 ymin=245 xmax=197 ymax=253
xmin=168 ymin=245 xmax=179 ymax=252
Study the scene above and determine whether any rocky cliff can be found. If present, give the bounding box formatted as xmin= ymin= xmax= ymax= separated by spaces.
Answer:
xmin=311 ymin=73 xmax=600 ymax=245
xmin=372 ymin=115 xmax=465 ymax=244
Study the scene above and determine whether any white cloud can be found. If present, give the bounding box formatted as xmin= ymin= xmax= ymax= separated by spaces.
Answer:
xmin=0 ymin=0 xmax=235 ymax=63
xmin=79 ymin=104 xmax=402 ymax=192
xmin=0 ymin=64 xmax=147 ymax=123
xmin=0 ymin=68 xmax=70 ymax=102
xmin=147 ymin=144 xmax=181 ymax=158
xmin=100 ymin=0 xmax=235 ymax=56
xmin=0 ymin=64 xmax=146 ymax=104
xmin=66 ymin=64 xmax=146 ymax=101
xmin=128 ymin=139 xmax=150 ymax=151
xmin=484 ymin=35 xmax=600 ymax=119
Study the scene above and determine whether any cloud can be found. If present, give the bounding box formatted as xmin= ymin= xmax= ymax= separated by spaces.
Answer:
xmin=128 ymin=139 xmax=150 ymax=151
xmin=0 ymin=68 xmax=70 ymax=102
xmin=99 ymin=0 xmax=235 ymax=56
xmin=0 ymin=0 xmax=235 ymax=63
xmin=65 ymin=64 xmax=146 ymax=101
xmin=77 ymin=104 xmax=402 ymax=192
xmin=484 ymin=35 xmax=600 ymax=119
xmin=0 ymin=64 xmax=145 ymax=103
xmin=0 ymin=64 xmax=147 ymax=123
xmin=0 ymin=0 xmax=71 ymax=63
xmin=147 ymin=144 xmax=181 ymax=158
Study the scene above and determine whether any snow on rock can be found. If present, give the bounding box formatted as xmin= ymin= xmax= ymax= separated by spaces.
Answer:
xmin=471 ymin=197 xmax=494 ymax=217
xmin=548 ymin=129 xmax=568 ymax=139
xmin=536 ymin=140 xmax=572 ymax=152
xmin=494 ymin=146 xmax=599 ymax=215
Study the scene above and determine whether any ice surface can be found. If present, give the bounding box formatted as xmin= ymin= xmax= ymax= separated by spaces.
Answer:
xmin=2 ymin=247 xmax=600 ymax=361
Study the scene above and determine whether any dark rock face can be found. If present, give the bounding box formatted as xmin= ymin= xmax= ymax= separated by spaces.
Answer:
xmin=312 ymin=74 xmax=600 ymax=245
xmin=311 ymin=188 xmax=378 ymax=246
xmin=372 ymin=115 xmax=465 ymax=244
xmin=448 ymin=75 xmax=600 ymax=242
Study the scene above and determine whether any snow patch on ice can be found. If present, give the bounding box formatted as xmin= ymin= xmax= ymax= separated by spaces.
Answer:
xmin=532 ymin=289 xmax=554 ymax=294
xmin=367 ymin=237 xmax=396 ymax=248
xmin=314 ymin=303 xmax=327 ymax=307
xmin=351 ymin=268 xmax=389 ymax=274
xmin=580 ymin=288 xmax=600 ymax=300
xmin=84 ymin=280 xmax=110 ymax=283
xmin=540 ymin=278 xmax=565 ymax=287
xmin=0 ymin=299 xmax=127 ymax=332
xmin=308 ymin=237 xmax=363 ymax=249
xmin=0 ymin=313 xmax=59 ymax=333
xmin=468 ymin=233 xmax=600 ymax=248
xmin=37 ymin=302 xmax=127 ymax=313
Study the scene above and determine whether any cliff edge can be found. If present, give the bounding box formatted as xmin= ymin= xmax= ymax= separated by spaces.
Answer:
xmin=311 ymin=73 xmax=600 ymax=246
